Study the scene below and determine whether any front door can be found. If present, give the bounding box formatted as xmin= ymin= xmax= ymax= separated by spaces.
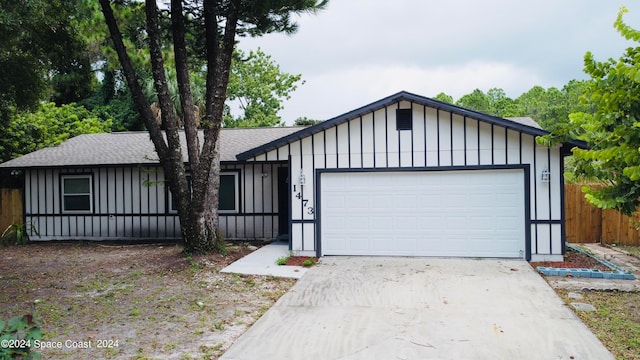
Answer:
xmin=277 ymin=167 xmax=289 ymax=239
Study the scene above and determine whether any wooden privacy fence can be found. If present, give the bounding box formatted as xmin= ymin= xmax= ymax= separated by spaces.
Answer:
xmin=0 ymin=188 xmax=23 ymax=234
xmin=565 ymin=184 xmax=640 ymax=246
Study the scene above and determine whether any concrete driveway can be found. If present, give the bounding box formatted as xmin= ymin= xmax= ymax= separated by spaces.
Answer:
xmin=221 ymin=257 xmax=613 ymax=360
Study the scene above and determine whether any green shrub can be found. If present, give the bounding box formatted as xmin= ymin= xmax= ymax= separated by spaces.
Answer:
xmin=302 ymin=258 xmax=317 ymax=267
xmin=0 ymin=315 xmax=42 ymax=359
xmin=1 ymin=223 xmax=39 ymax=246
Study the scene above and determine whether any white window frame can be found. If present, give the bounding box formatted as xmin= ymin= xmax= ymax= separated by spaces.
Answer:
xmin=61 ymin=174 xmax=93 ymax=213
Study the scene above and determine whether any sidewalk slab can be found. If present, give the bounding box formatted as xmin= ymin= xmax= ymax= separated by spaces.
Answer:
xmin=221 ymin=242 xmax=308 ymax=279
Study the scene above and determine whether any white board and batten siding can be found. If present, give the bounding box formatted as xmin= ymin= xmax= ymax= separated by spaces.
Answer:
xmin=23 ymin=163 xmax=285 ymax=241
xmin=249 ymin=98 xmax=563 ymax=261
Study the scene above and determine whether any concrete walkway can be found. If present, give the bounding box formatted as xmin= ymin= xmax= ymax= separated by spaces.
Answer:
xmin=222 ymin=257 xmax=613 ymax=360
xmin=221 ymin=242 xmax=308 ymax=279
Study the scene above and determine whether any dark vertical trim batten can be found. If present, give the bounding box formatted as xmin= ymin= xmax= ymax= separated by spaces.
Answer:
xmin=372 ymin=110 xmax=377 ymax=168
xmin=397 ymin=102 xmax=402 ymax=167
xmin=35 ymin=169 xmax=40 ymax=224
xmin=547 ymin=147 xmax=553 ymax=253
xmin=384 ymin=106 xmax=389 ymax=167
xmin=335 ymin=123 xmax=339 ymax=168
xmin=423 ymin=105 xmax=427 ymax=166
xmin=449 ymin=112 xmax=454 ymax=166
xmin=532 ymin=137 xmax=538 ymax=254
xmin=491 ymin=124 xmax=495 ymax=165
xmin=252 ymin=163 xmax=256 ymax=238
xmin=323 ymin=129 xmax=327 ymax=168
xmin=51 ymin=169 xmax=56 ymax=236
xmin=359 ymin=116 xmax=364 ymax=168
xmin=524 ymin=165 xmax=532 ymax=260
xmin=22 ymin=172 xmax=28 ymax=237
xmin=504 ymin=127 xmax=508 ymax=164
xmin=43 ymin=169 xmax=48 ymax=235
xmin=347 ymin=119 xmax=352 ymax=168
xmin=288 ymin=155 xmax=292 ymax=251
xmin=270 ymin=163 xmax=275 ymax=238
xmin=476 ymin=119 xmax=481 ymax=165
xmin=107 ymin=168 xmax=112 ymax=236
xmin=261 ymin=163 xmax=265 ymax=238
xmin=560 ymin=149 xmax=567 ymax=255
xmin=410 ymin=102 xmax=415 ymax=167
xmin=130 ymin=167 xmax=134 ymax=236
xmin=299 ymin=139 xmax=305 ymax=251
xmin=436 ymin=110 xmax=441 ymax=166
xmin=463 ymin=116 xmax=467 ymax=166
xmin=519 ymin=132 xmax=523 ymax=164
xmin=97 ymin=168 xmax=102 ymax=236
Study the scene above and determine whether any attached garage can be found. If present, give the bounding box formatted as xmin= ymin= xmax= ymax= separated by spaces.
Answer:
xmin=319 ymin=168 xmax=527 ymax=258
xmin=238 ymin=91 xmax=584 ymax=261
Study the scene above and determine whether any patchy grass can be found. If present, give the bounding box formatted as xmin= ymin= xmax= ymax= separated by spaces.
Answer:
xmin=0 ymin=242 xmax=295 ymax=359
xmin=555 ymin=289 xmax=640 ymax=360
xmin=615 ymin=245 xmax=640 ymax=259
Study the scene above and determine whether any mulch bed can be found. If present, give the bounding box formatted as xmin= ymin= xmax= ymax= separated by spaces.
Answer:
xmin=285 ymin=256 xmax=318 ymax=267
xmin=529 ymin=248 xmax=612 ymax=271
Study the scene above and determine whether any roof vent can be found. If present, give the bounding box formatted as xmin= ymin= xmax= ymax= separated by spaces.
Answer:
xmin=396 ymin=108 xmax=412 ymax=130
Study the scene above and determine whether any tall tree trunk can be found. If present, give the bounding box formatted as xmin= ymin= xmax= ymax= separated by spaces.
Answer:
xmin=99 ymin=0 xmax=322 ymax=253
xmin=99 ymin=0 xmax=232 ymax=253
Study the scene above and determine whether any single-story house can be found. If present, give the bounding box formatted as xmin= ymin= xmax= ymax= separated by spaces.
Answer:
xmin=0 ymin=91 xmax=583 ymax=261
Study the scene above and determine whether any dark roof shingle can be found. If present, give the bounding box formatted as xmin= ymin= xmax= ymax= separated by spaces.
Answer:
xmin=0 ymin=127 xmax=304 ymax=168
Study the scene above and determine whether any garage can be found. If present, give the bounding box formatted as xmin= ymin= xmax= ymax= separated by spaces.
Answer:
xmin=238 ymin=91 xmax=574 ymax=261
xmin=319 ymin=169 xmax=526 ymax=258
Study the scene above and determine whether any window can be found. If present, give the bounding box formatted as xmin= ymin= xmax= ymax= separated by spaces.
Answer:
xmin=396 ymin=108 xmax=413 ymax=130
xmin=62 ymin=175 xmax=93 ymax=213
xmin=219 ymin=173 xmax=239 ymax=213
xmin=169 ymin=172 xmax=239 ymax=213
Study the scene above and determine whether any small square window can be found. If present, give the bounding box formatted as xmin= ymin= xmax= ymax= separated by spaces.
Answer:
xmin=396 ymin=108 xmax=413 ymax=130
xmin=62 ymin=175 xmax=93 ymax=213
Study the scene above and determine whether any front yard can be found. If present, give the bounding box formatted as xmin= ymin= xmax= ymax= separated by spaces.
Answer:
xmin=556 ymin=289 xmax=640 ymax=360
xmin=0 ymin=243 xmax=295 ymax=359
xmin=2 ymin=242 xmax=639 ymax=359
xmin=536 ymin=244 xmax=640 ymax=360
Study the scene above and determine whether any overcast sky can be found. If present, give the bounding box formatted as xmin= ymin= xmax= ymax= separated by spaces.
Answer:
xmin=235 ymin=1 xmax=640 ymax=124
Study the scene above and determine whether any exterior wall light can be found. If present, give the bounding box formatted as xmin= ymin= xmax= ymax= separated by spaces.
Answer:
xmin=541 ymin=167 xmax=550 ymax=183
xmin=299 ymin=169 xmax=306 ymax=186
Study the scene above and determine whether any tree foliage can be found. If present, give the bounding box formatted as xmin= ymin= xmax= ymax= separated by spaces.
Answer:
xmin=99 ymin=0 xmax=327 ymax=254
xmin=294 ymin=117 xmax=322 ymax=126
xmin=0 ymin=0 xmax=92 ymax=123
xmin=447 ymin=82 xmax=591 ymax=130
xmin=0 ymin=103 xmax=112 ymax=162
xmin=225 ymin=48 xmax=303 ymax=128
xmin=433 ymin=92 xmax=454 ymax=104
xmin=544 ymin=6 xmax=640 ymax=216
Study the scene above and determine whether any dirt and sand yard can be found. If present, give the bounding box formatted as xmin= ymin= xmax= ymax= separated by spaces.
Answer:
xmin=0 ymin=242 xmax=295 ymax=359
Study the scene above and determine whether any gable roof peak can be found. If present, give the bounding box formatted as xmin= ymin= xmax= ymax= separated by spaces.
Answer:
xmin=236 ymin=90 xmax=551 ymax=160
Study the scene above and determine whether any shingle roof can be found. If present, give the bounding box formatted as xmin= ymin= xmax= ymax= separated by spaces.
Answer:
xmin=0 ymin=127 xmax=304 ymax=168
xmin=505 ymin=117 xmax=542 ymax=129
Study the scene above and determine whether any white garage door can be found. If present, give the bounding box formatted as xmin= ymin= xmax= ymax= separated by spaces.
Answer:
xmin=320 ymin=169 xmax=525 ymax=258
